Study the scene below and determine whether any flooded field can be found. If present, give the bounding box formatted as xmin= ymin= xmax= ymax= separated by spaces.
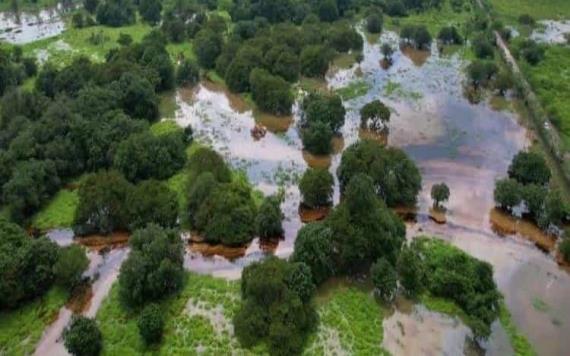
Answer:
xmin=170 ymin=29 xmax=570 ymax=355
xmin=0 ymin=6 xmax=67 ymax=44
xmin=531 ymin=20 xmax=570 ymax=44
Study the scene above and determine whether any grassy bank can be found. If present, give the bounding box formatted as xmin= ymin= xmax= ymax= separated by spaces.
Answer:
xmin=0 ymin=287 xmax=68 ymax=355
xmin=499 ymin=302 xmax=536 ymax=356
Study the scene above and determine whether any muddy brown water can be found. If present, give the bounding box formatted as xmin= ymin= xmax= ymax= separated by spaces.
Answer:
xmin=38 ymin=28 xmax=570 ymax=354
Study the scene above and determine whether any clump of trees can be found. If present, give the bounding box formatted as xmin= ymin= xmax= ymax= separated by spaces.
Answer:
xmin=337 ymin=140 xmax=422 ymax=207
xmin=291 ymin=222 xmax=335 ymax=285
xmin=494 ymin=151 xmax=567 ymax=230
xmin=366 ymin=12 xmax=383 ymax=34
xmin=299 ymin=168 xmax=334 ymax=208
xmin=54 ymin=245 xmax=90 ymax=291
xmin=256 ymin=196 xmax=284 ymax=238
xmin=249 ymin=68 xmax=294 ymax=115
xmin=0 ymin=47 xmax=37 ymax=97
xmin=400 ymin=25 xmax=432 ymax=50
xmin=63 ymin=316 xmax=103 ymax=356
xmin=118 ymin=224 xmax=184 ymax=308
xmin=431 ymin=183 xmax=450 ymax=208
xmin=371 ymin=257 xmax=398 ymax=301
xmin=360 ymin=100 xmax=390 ymax=131
xmin=466 ymin=60 xmax=498 ymax=90
xmin=400 ymin=237 xmax=501 ymax=338
xmin=96 ymin=0 xmax=136 ymax=27
xmin=233 ymin=257 xmax=317 ymax=355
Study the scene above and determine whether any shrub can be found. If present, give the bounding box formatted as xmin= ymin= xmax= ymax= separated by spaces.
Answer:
xmin=137 ymin=303 xmax=164 ymax=345
xmin=299 ymin=168 xmax=334 ymax=208
xmin=371 ymin=258 xmax=397 ymax=301
xmin=437 ymin=26 xmax=463 ymax=45
xmin=63 ymin=316 xmax=102 ymax=356
xmin=256 ymin=196 xmax=284 ymax=238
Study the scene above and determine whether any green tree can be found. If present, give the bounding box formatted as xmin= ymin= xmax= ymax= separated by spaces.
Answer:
xmin=337 ymin=140 xmax=422 ymax=207
xmin=300 ymin=45 xmax=332 ymax=78
xmin=194 ymin=29 xmax=222 ymax=69
xmin=494 ymin=178 xmax=522 ymax=211
xmin=187 ymin=147 xmax=232 ymax=183
xmin=366 ymin=13 xmax=383 ymax=34
xmin=302 ymin=92 xmax=346 ymax=133
xmin=73 ymin=170 xmax=132 ymax=236
xmin=139 ymin=0 xmax=162 ymax=25
xmin=63 ymin=316 xmax=102 ymax=356
xmin=256 ymin=196 xmax=284 ymax=238
xmin=317 ymin=0 xmax=338 ymax=22
xmin=249 ymin=68 xmax=293 ymax=115
xmin=401 ymin=25 xmax=432 ymax=49
xmin=397 ymin=245 xmax=424 ymax=297
xmin=299 ymin=168 xmax=334 ymax=208
xmin=437 ymin=26 xmax=463 ymax=45
xmin=176 ymin=59 xmax=200 ymax=87
xmin=137 ymin=303 xmax=164 ymax=345
xmin=360 ymin=100 xmax=390 ymax=131
xmin=54 ymin=245 xmax=89 ymax=291
xmin=126 ymin=180 xmax=179 ymax=230
xmin=302 ymin=121 xmax=333 ymax=155
xmin=494 ymin=70 xmax=513 ymax=96
xmin=521 ymin=184 xmax=546 ymax=220
xmin=291 ymin=222 xmax=335 ymax=285
xmin=84 ymin=0 xmax=99 ymax=14
xmin=430 ymin=183 xmax=450 ymax=208
xmin=370 ymin=258 xmax=397 ymax=301
xmin=96 ymin=0 xmax=136 ymax=27
xmin=112 ymin=72 xmax=159 ymax=121
xmin=225 ymin=46 xmax=263 ymax=93
xmin=508 ymin=151 xmax=551 ymax=186
xmin=119 ymin=224 xmax=184 ymax=307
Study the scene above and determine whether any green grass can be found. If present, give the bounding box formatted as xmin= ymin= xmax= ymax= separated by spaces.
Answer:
xmin=306 ymin=284 xmax=387 ymax=355
xmin=490 ymin=0 xmax=570 ymax=23
xmin=420 ymin=294 xmax=471 ymax=324
xmin=522 ymin=45 xmax=570 ymax=149
xmin=386 ymin=1 xmax=473 ymax=35
xmin=96 ymin=273 xmax=266 ymax=355
xmin=0 ymin=287 xmax=68 ymax=356
xmin=150 ymin=119 xmax=182 ymax=137
xmin=31 ymin=189 xmax=78 ymax=230
xmin=383 ymin=80 xmax=423 ymax=101
xmin=335 ymin=80 xmax=370 ymax=100
xmin=499 ymin=301 xmax=536 ymax=356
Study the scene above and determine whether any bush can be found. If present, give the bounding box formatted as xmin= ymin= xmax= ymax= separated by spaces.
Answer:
xmin=360 ymin=100 xmax=390 ymax=131
xmin=137 ymin=303 xmax=164 ymax=345
xmin=519 ymin=40 xmax=545 ymax=65
xmin=518 ymin=14 xmax=535 ymax=26
xmin=291 ymin=222 xmax=335 ymax=285
xmin=400 ymin=25 xmax=432 ymax=50
xmin=431 ymin=183 xmax=450 ymax=208
xmin=370 ymin=258 xmax=397 ymax=301
xmin=299 ymin=168 xmax=334 ymax=208
xmin=54 ymin=245 xmax=89 ymax=291
xmin=437 ymin=26 xmax=463 ymax=45
xmin=302 ymin=121 xmax=333 ymax=155
xmin=118 ymin=224 xmax=184 ymax=307
xmin=63 ymin=316 xmax=102 ymax=356
xmin=301 ymin=92 xmax=346 ymax=133
xmin=396 ymin=245 xmax=424 ymax=297
xmin=472 ymin=34 xmax=494 ymax=59
xmin=256 ymin=196 xmax=284 ymax=238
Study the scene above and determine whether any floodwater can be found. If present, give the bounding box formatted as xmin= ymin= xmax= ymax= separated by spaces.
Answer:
xmin=531 ymin=20 xmax=570 ymax=44
xmin=172 ymin=28 xmax=570 ymax=355
xmin=37 ymin=230 xmax=129 ymax=356
xmin=0 ymin=5 xmax=68 ymax=44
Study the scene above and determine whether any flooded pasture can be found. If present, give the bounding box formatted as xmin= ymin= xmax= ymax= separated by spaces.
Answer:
xmin=531 ymin=20 xmax=570 ymax=44
xmin=0 ymin=6 xmax=67 ymax=44
xmin=171 ymin=28 xmax=570 ymax=355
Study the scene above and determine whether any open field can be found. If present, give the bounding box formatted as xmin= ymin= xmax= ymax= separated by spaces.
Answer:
xmin=31 ymin=189 xmax=78 ymax=230
xmin=386 ymin=1 xmax=473 ymax=35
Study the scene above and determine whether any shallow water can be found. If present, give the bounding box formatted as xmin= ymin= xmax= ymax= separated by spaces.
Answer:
xmin=0 ymin=6 xmax=67 ymax=44
xmin=531 ymin=20 xmax=570 ymax=44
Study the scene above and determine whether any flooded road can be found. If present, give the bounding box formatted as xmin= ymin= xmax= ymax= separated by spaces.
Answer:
xmin=0 ymin=6 xmax=67 ymax=44
xmin=36 ymin=230 xmax=128 ymax=356
xmin=172 ymin=28 xmax=570 ymax=355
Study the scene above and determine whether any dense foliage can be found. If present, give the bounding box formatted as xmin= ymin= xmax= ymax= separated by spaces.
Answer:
xmin=431 ymin=182 xmax=450 ymax=208
xmin=400 ymin=24 xmax=432 ymax=50
xmin=126 ymin=180 xmax=179 ymax=230
xmin=53 ymin=245 xmax=89 ymax=291
xmin=0 ymin=219 xmax=60 ymax=309
xmin=290 ymin=222 xmax=335 ymax=285
xmin=63 ymin=316 xmax=102 ymax=356
xmin=337 ymin=140 xmax=422 ymax=207
xmin=370 ymin=258 xmax=398 ymax=301
xmin=137 ymin=303 xmax=164 ymax=345
xmin=256 ymin=196 xmax=284 ymax=238
xmin=299 ymin=168 xmax=334 ymax=208
xmin=507 ymin=151 xmax=550 ymax=186
xmin=118 ymin=224 xmax=184 ymax=308
xmin=233 ymin=257 xmax=316 ymax=355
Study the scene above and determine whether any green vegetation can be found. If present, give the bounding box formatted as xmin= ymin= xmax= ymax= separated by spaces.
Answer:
xmin=63 ymin=315 xmax=103 ymax=356
xmin=490 ymin=0 xmax=570 ymax=23
xmin=499 ymin=302 xmax=536 ymax=356
xmin=307 ymin=286 xmax=387 ymax=355
xmin=522 ymin=45 xmax=570 ymax=148
xmin=0 ymin=287 xmax=67 ymax=355
xmin=32 ymin=189 xmax=79 ymax=230
xmin=431 ymin=182 xmax=450 ymax=208
xmin=335 ymin=80 xmax=371 ymax=100
xmin=299 ymin=168 xmax=334 ymax=208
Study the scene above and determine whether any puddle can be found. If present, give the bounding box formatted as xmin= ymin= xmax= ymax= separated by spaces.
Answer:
xmin=531 ymin=20 xmax=570 ymax=44
xmin=0 ymin=6 xmax=68 ymax=44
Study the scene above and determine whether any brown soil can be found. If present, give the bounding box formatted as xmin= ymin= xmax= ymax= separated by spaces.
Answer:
xmin=428 ymin=207 xmax=447 ymax=224
xmin=490 ymin=208 xmax=556 ymax=252
xmin=66 ymin=283 xmax=93 ymax=314
xmin=188 ymin=242 xmax=248 ymax=260
xmin=299 ymin=205 xmax=331 ymax=223
xmin=76 ymin=231 xmax=130 ymax=251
